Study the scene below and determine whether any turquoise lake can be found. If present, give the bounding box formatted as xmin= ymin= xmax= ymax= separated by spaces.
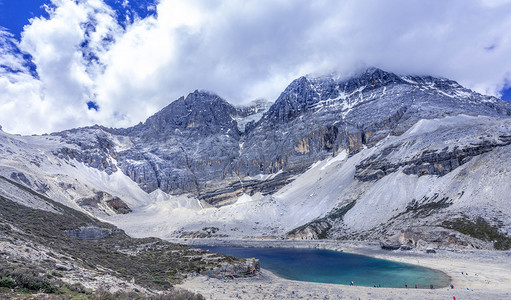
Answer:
xmin=198 ymin=246 xmax=450 ymax=288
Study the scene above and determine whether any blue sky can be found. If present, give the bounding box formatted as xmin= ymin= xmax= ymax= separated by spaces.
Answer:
xmin=1 ymin=0 xmax=511 ymax=134
xmin=0 ymin=1 xmax=157 ymax=38
xmin=0 ymin=1 xmax=49 ymax=39
xmin=502 ymin=86 xmax=511 ymax=101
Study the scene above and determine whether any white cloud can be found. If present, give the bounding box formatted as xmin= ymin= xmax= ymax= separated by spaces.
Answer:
xmin=1 ymin=0 xmax=511 ymax=134
xmin=0 ymin=0 xmax=121 ymax=134
xmin=0 ymin=31 xmax=30 ymax=74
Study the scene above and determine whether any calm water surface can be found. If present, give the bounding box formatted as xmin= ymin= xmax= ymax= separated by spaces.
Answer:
xmin=198 ymin=246 xmax=450 ymax=288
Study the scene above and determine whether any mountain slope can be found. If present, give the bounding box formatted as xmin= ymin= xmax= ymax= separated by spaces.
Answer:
xmin=1 ymin=67 xmax=511 ymax=249
xmin=44 ymin=68 xmax=511 ymax=206
xmin=241 ymin=68 xmax=511 ymax=178
xmin=0 ymin=175 xmax=242 ymax=297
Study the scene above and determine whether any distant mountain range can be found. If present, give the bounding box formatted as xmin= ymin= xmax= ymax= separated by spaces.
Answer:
xmin=1 ymin=67 xmax=511 ymax=250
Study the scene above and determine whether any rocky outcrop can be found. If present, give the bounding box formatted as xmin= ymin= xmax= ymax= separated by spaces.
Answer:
xmin=78 ymin=191 xmax=131 ymax=215
xmin=287 ymin=200 xmax=357 ymax=240
xmin=355 ymin=136 xmax=511 ymax=181
xmin=105 ymin=198 xmax=132 ymax=214
xmin=10 ymin=172 xmax=31 ymax=187
xmin=287 ymin=221 xmax=332 ymax=240
xmin=9 ymin=172 xmax=49 ymax=194
xmin=206 ymin=258 xmax=260 ymax=279
xmin=52 ymin=128 xmax=119 ymax=175
xmin=198 ymin=171 xmax=296 ymax=206
xmin=379 ymin=241 xmax=401 ymax=250
xmin=396 ymin=227 xmax=489 ymax=249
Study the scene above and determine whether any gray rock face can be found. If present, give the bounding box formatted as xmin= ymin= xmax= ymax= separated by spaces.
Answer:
xmin=78 ymin=191 xmax=132 ymax=215
xmin=207 ymin=258 xmax=260 ymax=278
xmin=10 ymin=172 xmax=31 ymax=187
xmin=355 ymin=130 xmax=511 ymax=182
xmin=355 ymin=136 xmax=511 ymax=181
xmin=198 ymin=170 xmax=297 ymax=206
xmin=9 ymin=171 xmax=49 ymax=194
xmin=49 ymin=68 xmax=511 ymax=204
xmin=117 ymin=90 xmax=242 ymax=195
xmin=238 ymin=68 xmax=511 ymax=186
xmin=64 ymin=226 xmax=124 ymax=239
xmin=52 ymin=126 xmax=119 ymax=175
xmin=287 ymin=221 xmax=332 ymax=240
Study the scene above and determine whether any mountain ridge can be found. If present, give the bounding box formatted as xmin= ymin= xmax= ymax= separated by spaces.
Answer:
xmin=1 ymin=67 xmax=511 ymax=250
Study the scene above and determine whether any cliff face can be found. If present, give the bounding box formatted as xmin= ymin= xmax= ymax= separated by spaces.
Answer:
xmin=355 ymin=136 xmax=511 ymax=181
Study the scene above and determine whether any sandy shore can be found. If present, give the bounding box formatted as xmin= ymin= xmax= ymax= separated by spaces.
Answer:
xmin=175 ymin=239 xmax=511 ymax=300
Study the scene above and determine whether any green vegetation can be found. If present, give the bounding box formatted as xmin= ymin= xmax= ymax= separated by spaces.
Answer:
xmin=443 ymin=216 xmax=511 ymax=250
xmin=404 ymin=197 xmax=451 ymax=217
xmin=0 ymin=256 xmax=205 ymax=299
xmin=0 ymin=176 xmax=237 ymax=298
xmin=389 ymin=195 xmax=452 ymax=221
xmin=0 ymin=262 xmax=60 ymax=294
xmin=327 ymin=200 xmax=357 ymax=221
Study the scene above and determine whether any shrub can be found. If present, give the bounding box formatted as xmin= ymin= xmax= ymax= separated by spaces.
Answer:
xmin=443 ymin=217 xmax=511 ymax=250
xmin=151 ymin=289 xmax=206 ymax=300
xmin=0 ymin=276 xmax=16 ymax=288
xmin=12 ymin=268 xmax=58 ymax=293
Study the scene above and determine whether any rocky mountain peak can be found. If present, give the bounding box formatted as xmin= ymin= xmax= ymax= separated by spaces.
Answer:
xmin=2 ymin=66 xmax=511 ymax=258
xmin=132 ymin=90 xmax=239 ymax=138
xmin=261 ymin=68 xmax=400 ymax=124
xmin=354 ymin=67 xmax=403 ymax=87
xmin=262 ymin=76 xmax=318 ymax=124
xmin=19 ymin=67 xmax=511 ymax=206
xmin=401 ymin=74 xmax=462 ymax=90
xmin=184 ymin=89 xmax=224 ymax=104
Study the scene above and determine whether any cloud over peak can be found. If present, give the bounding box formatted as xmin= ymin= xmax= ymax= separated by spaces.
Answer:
xmin=1 ymin=0 xmax=511 ymax=134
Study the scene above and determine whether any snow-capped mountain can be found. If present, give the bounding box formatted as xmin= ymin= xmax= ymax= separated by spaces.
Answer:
xmin=1 ymin=68 xmax=511 ymax=249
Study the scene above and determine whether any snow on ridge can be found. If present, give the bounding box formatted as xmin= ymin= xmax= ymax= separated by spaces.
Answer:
xmin=236 ymin=111 xmax=266 ymax=132
xmin=399 ymin=76 xmax=419 ymax=85
xmin=310 ymin=85 xmax=366 ymax=112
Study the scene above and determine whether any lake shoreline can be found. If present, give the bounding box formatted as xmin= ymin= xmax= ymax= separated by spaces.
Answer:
xmin=195 ymin=244 xmax=451 ymax=289
xmin=174 ymin=238 xmax=511 ymax=299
